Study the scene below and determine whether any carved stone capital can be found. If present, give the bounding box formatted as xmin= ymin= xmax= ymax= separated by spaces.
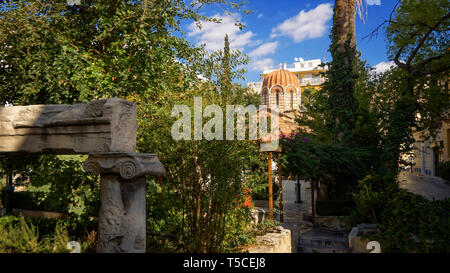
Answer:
xmin=83 ymin=152 xmax=165 ymax=180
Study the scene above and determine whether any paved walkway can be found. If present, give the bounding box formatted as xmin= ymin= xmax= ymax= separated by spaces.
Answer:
xmin=257 ymin=179 xmax=352 ymax=252
xmin=274 ymin=172 xmax=450 ymax=252
xmin=279 ymin=179 xmax=315 ymax=252
xmin=398 ymin=171 xmax=450 ymax=200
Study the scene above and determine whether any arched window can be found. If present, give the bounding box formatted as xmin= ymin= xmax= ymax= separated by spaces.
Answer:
xmin=276 ymin=90 xmax=279 ymax=107
xmin=290 ymin=91 xmax=294 ymax=109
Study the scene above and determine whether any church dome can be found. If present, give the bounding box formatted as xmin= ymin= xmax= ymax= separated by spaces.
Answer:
xmin=262 ymin=69 xmax=300 ymax=90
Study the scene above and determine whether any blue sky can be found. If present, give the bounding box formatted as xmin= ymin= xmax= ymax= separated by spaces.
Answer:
xmin=184 ymin=0 xmax=399 ymax=83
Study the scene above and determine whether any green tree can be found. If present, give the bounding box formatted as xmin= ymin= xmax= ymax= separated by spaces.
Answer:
xmin=320 ymin=0 xmax=360 ymax=143
xmin=0 ymin=0 xmax=261 ymax=253
xmin=381 ymin=0 xmax=450 ymax=177
xmin=220 ymin=34 xmax=233 ymax=102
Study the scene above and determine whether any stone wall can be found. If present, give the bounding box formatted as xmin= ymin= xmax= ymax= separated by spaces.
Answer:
xmin=247 ymin=226 xmax=292 ymax=253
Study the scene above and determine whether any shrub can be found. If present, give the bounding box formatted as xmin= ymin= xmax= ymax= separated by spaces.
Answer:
xmin=374 ymin=191 xmax=450 ymax=253
xmin=0 ymin=216 xmax=41 ymax=253
xmin=352 ymin=175 xmax=450 ymax=253
xmin=281 ymin=136 xmax=372 ymax=200
xmin=316 ymin=199 xmax=355 ymax=216
xmin=0 ymin=155 xmax=100 ymax=218
xmin=251 ymin=182 xmax=279 ymax=201
xmin=0 ymin=216 xmax=97 ymax=253
xmin=437 ymin=161 xmax=450 ymax=182
xmin=0 ymin=176 xmax=5 ymax=207
xmin=0 ymin=216 xmax=70 ymax=253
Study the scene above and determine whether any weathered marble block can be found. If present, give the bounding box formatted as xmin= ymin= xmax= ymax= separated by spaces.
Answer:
xmin=0 ymin=98 xmax=137 ymax=154
xmin=0 ymin=98 xmax=166 ymax=254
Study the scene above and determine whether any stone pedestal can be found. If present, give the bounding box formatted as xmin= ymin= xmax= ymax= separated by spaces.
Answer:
xmin=83 ymin=152 xmax=165 ymax=253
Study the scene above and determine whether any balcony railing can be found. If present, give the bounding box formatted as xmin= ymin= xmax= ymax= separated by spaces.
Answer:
xmin=299 ymin=78 xmax=325 ymax=86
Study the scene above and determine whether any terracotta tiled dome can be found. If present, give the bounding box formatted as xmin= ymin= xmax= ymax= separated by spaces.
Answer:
xmin=262 ymin=69 xmax=300 ymax=90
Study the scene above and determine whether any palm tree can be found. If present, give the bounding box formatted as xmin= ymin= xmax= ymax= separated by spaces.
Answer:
xmin=334 ymin=0 xmax=366 ymax=56
xmin=326 ymin=0 xmax=367 ymax=142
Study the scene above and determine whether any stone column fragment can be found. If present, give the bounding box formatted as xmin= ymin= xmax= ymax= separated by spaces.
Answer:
xmin=83 ymin=152 xmax=165 ymax=253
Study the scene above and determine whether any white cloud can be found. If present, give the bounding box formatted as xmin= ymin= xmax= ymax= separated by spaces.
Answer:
xmin=372 ymin=61 xmax=396 ymax=74
xmin=367 ymin=0 xmax=381 ymax=5
xmin=249 ymin=42 xmax=279 ymax=57
xmin=270 ymin=3 xmax=333 ymax=43
xmin=257 ymin=13 xmax=263 ymax=19
xmin=187 ymin=13 xmax=255 ymax=51
xmin=249 ymin=58 xmax=274 ymax=72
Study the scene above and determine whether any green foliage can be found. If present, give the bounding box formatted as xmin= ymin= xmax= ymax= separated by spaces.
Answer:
xmin=136 ymin=35 xmax=263 ymax=252
xmin=376 ymin=192 xmax=449 ymax=253
xmin=220 ymin=34 xmax=233 ymax=101
xmin=285 ymin=0 xmax=449 ymax=253
xmin=0 ymin=217 xmax=41 ymax=253
xmin=352 ymin=174 xmax=397 ymax=224
xmin=316 ymin=199 xmax=355 ymax=216
xmin=351 ymin=174 xmax=450 ymax=253
xmin=0 ymin=155 xmax=99 ymax=218
xmin=0 ymin=175 xmax=5 ymax=207
xmin=0 ymin=0 xmax=261 ymax=253
xmin=221 ymin=206 xmax=254 ymax=252
xmin=251 ymin=181 xmax=279 ymax=201
xmin=437 ymin=161 xmax=450 ymax=182
xmin=306 ymin=1 xmax=363 ymax=143
xmin=300 ymin=87 xmax=319 ymax=108
xmin=381 ymin=0 xmax=450 ymax=178
xmin=0 ymin=216 xmax=97 ymax=253
xmin=0 ymin=216 xmax=71 ymax=253
xmin=0 ymin=0 xmax=249 ymax=105
xmin=386 ymin=0 xmax=449 ymax=78
xmin=281 ymin=136 xmax=371 ymax=199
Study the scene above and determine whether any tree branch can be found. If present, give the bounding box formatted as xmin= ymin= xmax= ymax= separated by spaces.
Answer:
xmin=412 ymin=54 xmax=446 ymax=74
xmin=394 ymin=45 xmax=407 ymax=70
xmin=362 ymin=0 xmax=400 ymax=40
xmin=406 ymin=12 xmax=450 ymax=68
xmin=417 ymin=64 xmax=450 ymax=76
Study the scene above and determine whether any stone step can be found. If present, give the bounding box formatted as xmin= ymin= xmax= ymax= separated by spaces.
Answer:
xmin=297 ymin=229 xmax=349 ymax=253
xmin=298 ymin=244 xmax=350 ymax=253
xmin=299 ymin=238 xmax=348 ymax=249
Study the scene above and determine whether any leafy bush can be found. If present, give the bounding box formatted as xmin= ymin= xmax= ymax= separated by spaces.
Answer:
xmin=437 ymin=161 xmax=450 ymax=182
xmin=316 ymin=199 xmax=355 ymax=216
xmin=0 ymin=175 xmax=5 ymax=207
xmin=0 ymin=155 xmax=99 ymax=218
xmin=0 ymin=216 xmax=97 ymax=253
xmin=251 ymin=182 xmax=279 ymax=201
xmin=351 ymin=174 xmax=395 ymax=223
xmin=352 ymin=174 xmax=450 ymax=253
xmin=0 ymin=217 xmax=41 ymax=253
xmin=281 ymin=136 xmax=371 ymax=200
xmin=0 ymin=216 xmax=69 ymax=253
xmin=376 ymin=191 xmax=449 ymax=253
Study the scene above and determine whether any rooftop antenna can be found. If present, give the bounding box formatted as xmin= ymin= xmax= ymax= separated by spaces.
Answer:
xmin=306 ymin=51 xmax=311 ymax=60
xmin=322 ymin=49 xmax=327 ymax=64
